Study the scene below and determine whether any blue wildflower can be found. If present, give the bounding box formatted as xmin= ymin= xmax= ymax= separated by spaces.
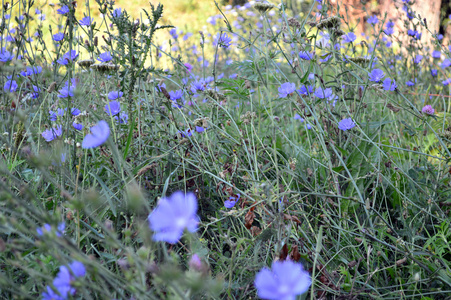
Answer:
xmin=41 ymin=286 xmax=64 ymax=300
xmin=37 ymin=222 xmax=65 ymax=237
xmin=178 ymin=128 xmax=193 ymax=138
xmin=314 ymin=87 xmax=333 ymax=99
xmin=413 ymin=54 xmax=423 ymax=64
xmin=79 ymin=16 xmax=93 ymax=26
xmin=441 ymin=59 xmax=451 ymax=69
xmin=169 ymin=28 xmax=178 ymax=39
xmin=255 ymin=260 xmax=311 ymax=300
xmin=71 ymin=108 xmax=81 ymax=116
xmin=104 ymin=101 xmax=121 ymax=116
xmin=114 ymin=112 xmax=128 ymax=124
xmin=367 ymin=15 xmax=379 ymax=24
xmin=57 ymin=5 xmax=70 ymax=15
xmin=224 ymin=194 xmax=240 ymax=208
xmin=297 ymin=85 xmax=314 ymax=96
xmin=183 ymin=33 xmax=193 ymax=41
xmin=57 ymin=50 xmax=78 ymax=65
xmin=36 ymin=224 xmax=52 ymax=236
xmin=169 ymin=90 xmax=184 ymax=108
xmin=342 ymin=32 xmax=356 ymax=43
xmin=108 ymin=90 xmax=123 ymax=100
xmin=368 ymin=68 xmax=385 ymax=82
xmin=82 ymin=120 xmax=110 ymax=149
xmin=57 ymin=85 xmax=75 ymax=98
xmin=49 ymin=108 xmax=65 ymax=122
xmin=432 ymin=50 xmax=441 ymax=58
xmin=4 ymin=80 xmax=18 ymax=92
xmin=320 ymin=53 xmax=332 ymax=63
xmin=97 ymin=51 xmax=112 ymax=62
xmin=298 ymin=51 xmax=314 ymax=60
xmin=31 ymin=85 xmax=40 ymax=99
xmin=73 ymin=122 xmax=83 ymax=131
xmin=338 ymin=118 xmax=355 ymax=131
xmin=50 ymin=261 xmax=86 ymax=298
xmin=278 ymin=82 xmax=296 ymax=98
xmin=53 ymin=32 xmax=64 ymax=42
xmin=195 ymin=126 xmax=205 ymax=133
xmin=112 ymin=8 xmax=122 ymax=18
xmin=382 ymin=78 xmax=397 ymax=91
xmin=0 ymin=48 xmax=13 ymax=62
xmin=21 ymin=66 xmax=42 ymax=77
xmin=216 ymin=32 xmax=232 ymax=48
xmin=42 ymin=125 xmax=63 ymax=142
xmin=385 ymin=26 xmax=394 ymax=35
xmin=294 ymin=114 xmax=304 ymax=122
xmin=191 ymin=80 xmax=206 ymax=93
xmin=147 ymin=191 xmax=199 ymax=244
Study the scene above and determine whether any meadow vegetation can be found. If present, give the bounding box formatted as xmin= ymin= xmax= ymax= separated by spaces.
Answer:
xmin=1 ymin=0 xmax=451 ymax=299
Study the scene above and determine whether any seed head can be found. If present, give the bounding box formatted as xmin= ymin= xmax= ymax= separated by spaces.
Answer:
xmin=254 ymin=2 xmax=275 ymax=14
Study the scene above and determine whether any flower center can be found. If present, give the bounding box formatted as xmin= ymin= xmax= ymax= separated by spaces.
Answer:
xmin=176 ymin=217 xmax=187 ymax=228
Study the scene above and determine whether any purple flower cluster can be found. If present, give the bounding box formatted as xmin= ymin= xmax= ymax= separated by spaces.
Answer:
xmin=37 ymin=222 xmax=65 ymax=237
xmin=215 ymin=32 xmax=232 ymax=48
xmin=314 ymin=87 xmax=338 ymax=106
xmin=42 ymin=261 xmax=86 ymax=300
xmin=57 ymin=50 xmax=78 ymax=65
xmin=42 ymin=125 xmax=63 ymax=142
xmin=385 ymin=21 xmax=395 ymax=35
xmin=0 ymin=47 xmax=13 ymax=62
xmin=297 ymin=85 xmax=314 ymax=96
xmin=407 ymin=29 xmax=421 ymax=40
xmin=4 ymin=80 xmax=18 ymax=92
xmin=422 ymin=105 xmax=434 ymax=115
xmin=20 ymin=66 xmax=42 ymax=77
xmin=112 ymin=8 xmax=122 ymax=18
xmin=299 ymin=51 xmax=314 ymax=60
xmin=169 ymin=89 xmax=184 ymax=108
xmin=49 ymin=108 xmax=65 ymax=121
xmin=58 ymin=79 xmax=77 ymax=98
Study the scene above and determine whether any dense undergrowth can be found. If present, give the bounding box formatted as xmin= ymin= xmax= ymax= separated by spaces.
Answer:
xmin=0 ymin=0 xmax=451 ymax=299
